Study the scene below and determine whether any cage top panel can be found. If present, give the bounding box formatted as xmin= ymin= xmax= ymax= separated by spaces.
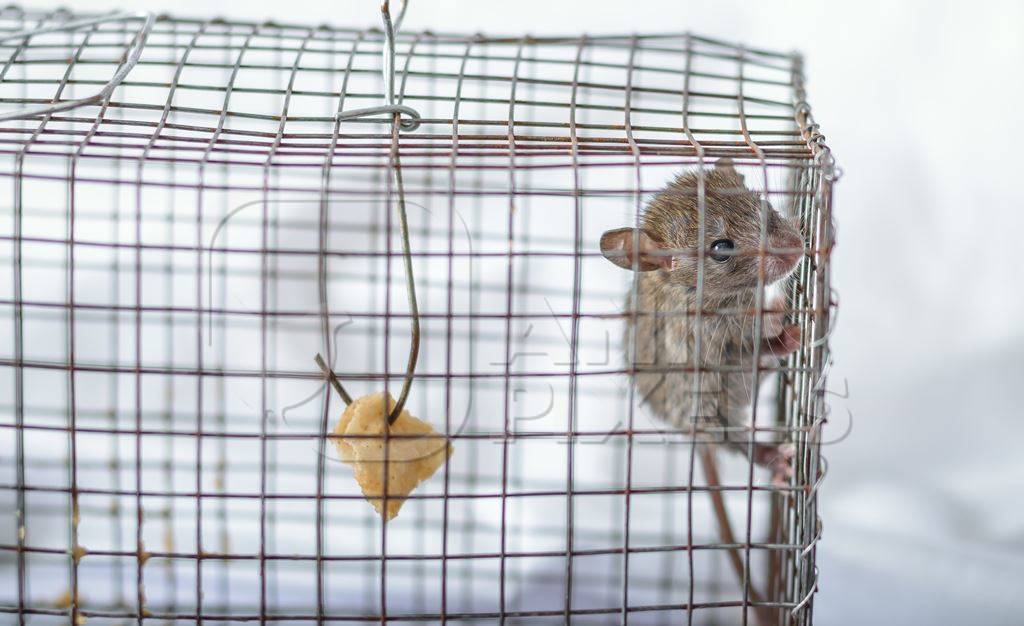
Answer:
xmin=0 ymin=6 xmax=826 ymax=174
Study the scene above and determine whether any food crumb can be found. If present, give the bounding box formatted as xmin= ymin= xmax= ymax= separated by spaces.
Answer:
xmin=333 ymin=392 xmax=452 ymax=521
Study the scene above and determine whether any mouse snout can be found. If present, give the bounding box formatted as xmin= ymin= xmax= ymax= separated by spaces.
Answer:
xmin=769 ymin=231 xmax=804 ymax=274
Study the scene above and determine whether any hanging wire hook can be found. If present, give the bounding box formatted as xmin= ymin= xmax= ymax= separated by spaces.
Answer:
xmin=336 ymin=103 xmax=420 ymax=131
xmin=380 ymin=0 xmax=420 ymax=424
xmin=334 ymin=0 xmax=420 ymax=131
xmin=317 ymin=0 xmax=420 ymax=425
xmin=380 ymin=0 xmax=406 ymax=107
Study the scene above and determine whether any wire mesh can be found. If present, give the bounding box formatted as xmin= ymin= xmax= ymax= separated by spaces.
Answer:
xmin=0 ymin=5 xmax=837 ymax=625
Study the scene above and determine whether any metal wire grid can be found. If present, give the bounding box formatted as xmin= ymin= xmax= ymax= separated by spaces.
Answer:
xmin=0 ymin=5 xmax=836 ymax=626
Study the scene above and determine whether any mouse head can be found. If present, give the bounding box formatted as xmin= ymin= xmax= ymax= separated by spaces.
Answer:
xmin=600 ymin=159 xmax=804 ymax=296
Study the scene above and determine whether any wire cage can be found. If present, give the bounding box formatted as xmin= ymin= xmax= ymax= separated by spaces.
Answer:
xmin=0 ymin=4 xmax=837 ymax=625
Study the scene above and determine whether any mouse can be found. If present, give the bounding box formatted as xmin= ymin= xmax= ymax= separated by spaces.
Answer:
xmin=599 ymin=158 xmax=804 ymax=485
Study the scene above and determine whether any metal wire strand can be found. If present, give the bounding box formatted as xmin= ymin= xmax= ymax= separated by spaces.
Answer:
xmin=384 ymin=155 xmax=420 ymax=424
xmin=381 ymin=0 xmax=420 ymax=424
xmin=0 ymin=10 xmax=154 ymax=122
xmin=314 ymin=352 xmax=353 ymax=405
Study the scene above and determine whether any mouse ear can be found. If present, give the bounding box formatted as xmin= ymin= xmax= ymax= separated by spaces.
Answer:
xmin=712 ymin=156 xmax=745 ymax=186
xmin=600 ymin=227 xmax=671 ymax=272
xmin=714 ymin=157 xmax=744 ymax=181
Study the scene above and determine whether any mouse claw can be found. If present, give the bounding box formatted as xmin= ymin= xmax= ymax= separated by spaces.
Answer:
xmin=761 ymin=324 xmax=801 ymax=357
xmin=755 ymin=442 xmax=795 ymax=488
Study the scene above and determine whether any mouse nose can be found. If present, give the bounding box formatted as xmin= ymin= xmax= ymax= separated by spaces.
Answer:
xmin=772 ymin=233 xmax=804 ymax=269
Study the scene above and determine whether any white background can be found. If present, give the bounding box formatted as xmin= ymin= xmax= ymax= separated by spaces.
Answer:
xmin=15 ymin=0 xmax=1024 ymax=623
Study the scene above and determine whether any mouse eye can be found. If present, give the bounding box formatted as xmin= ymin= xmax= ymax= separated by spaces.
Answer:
xmin=709 ymin=239 xmax=735 ymax=262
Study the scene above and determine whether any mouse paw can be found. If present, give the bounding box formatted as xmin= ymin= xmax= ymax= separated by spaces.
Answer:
xmin=754 ymin=442 xmax=794 ymax=487
xmin=761 ymin=324 xmax=801 ymax=357
xmin=762 ymin=294 xmax=787 ymax=336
